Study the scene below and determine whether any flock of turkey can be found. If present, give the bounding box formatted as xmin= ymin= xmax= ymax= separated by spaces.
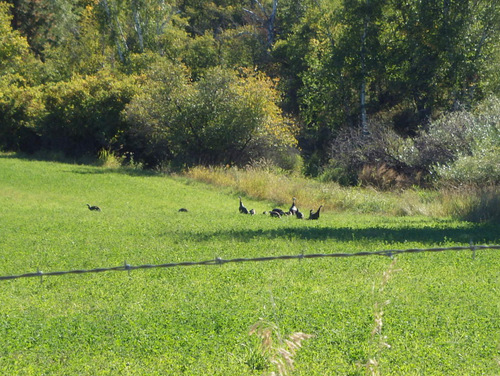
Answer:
xmin=86 ymin=197 xmax=323 ymax=220
xmin=239 ymin=196 xmax=323 ymax=220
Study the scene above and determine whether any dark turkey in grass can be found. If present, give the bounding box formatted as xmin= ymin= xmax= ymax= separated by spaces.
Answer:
xmin=87 ymin=204 xmax=101 ymax=212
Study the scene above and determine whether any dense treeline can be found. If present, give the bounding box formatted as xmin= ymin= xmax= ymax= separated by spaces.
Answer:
xmin=1 ymin=0 xmax=499 ymax=187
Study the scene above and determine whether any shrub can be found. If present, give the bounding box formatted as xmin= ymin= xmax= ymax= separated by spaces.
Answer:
xmin=0 ymin=78 xmax=44 ymax=153
xmin=433 ymin=97 xmax=500 ymax=186
xmin=326 ymin=122 xmax=425 ymax=188
xmin=123 ymin=65 xmax=298 ymax=168
xmin=39 ymin=70 xmax=138 ymax=157
xmin=325 ymin=98 xmax=500 ymax=188
xmin=414 ymin=111 xmax=479 ymax=168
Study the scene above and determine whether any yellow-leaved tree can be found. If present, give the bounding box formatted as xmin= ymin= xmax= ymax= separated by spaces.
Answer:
xmin=123 ymin=64 xmax=299 ymax=169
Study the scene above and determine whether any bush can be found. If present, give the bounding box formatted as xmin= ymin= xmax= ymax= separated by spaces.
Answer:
xmin=123 ymin=65 xmax=298 ymax=168
xmin=414 ymin=111 xmax=479 ymax=168
xmin=325 ymin=98 xmax=500 ymax=188
xmin=39 ymin=71 xmax=138 ymax=157
xmin=433 ymin=97 xmax=500 ymax=186
xmin=325 ymin=122 xmax=426 ymax=188
xmin=0 ymin=78 xmax=44 ymax=153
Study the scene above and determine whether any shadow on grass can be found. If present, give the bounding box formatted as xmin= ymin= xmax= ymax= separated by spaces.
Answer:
xmin=67 ymin=166 xmax=160 ymax=177
xmin=0 ymin=152 xmax=162 ymax=178
xmin=167 ymin=223 xmax=499 ymax=246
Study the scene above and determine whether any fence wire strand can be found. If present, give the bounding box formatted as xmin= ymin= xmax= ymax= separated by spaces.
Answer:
xmin=1 ymin=244 xmax=499 ymax=281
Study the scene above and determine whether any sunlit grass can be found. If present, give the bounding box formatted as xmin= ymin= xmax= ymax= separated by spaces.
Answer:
xmin=0 ymin=155 xmax=499 ymax=375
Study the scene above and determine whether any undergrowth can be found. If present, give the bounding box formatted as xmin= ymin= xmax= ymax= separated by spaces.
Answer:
xmin=185 ymin=165 xmax=499 ymax=222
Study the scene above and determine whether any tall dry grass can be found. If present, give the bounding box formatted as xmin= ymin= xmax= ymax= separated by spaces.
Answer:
xmin=361 ymin=259 xmax=401 ymax=376
xmin=249 ymin=318 xmax=314 ymax=376
xmin=185 ymin=165 xmax=500 ymax=222
xmin=185 ymin=166 xmax=446 ymax=217
xmin=439 ymin=186 xmax=500 ymax=223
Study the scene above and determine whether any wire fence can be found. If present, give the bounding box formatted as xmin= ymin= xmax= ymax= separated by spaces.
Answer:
xmin=1 ymin=244 xmax=499 ymax=282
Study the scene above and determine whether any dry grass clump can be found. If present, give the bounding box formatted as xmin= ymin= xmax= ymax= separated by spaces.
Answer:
xmin=185 ymin=165 xmax=500 ymax=219
xmin=186 ymin=165 xmax=403 ymax=214
xmin=186 ymin=165 xmax=343 ymax=210
xmin=359 ymin=164 xmax=424 ymax=190
xmin=362 ymin=259 xmax=401 ymax=376
xmin=439 ymin=186 xmax=500 ymax=223
xmin=249 ymin=318 xmax=314 ymax=376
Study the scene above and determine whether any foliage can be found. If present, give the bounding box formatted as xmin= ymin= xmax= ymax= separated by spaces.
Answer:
xmin=433 ymin=97 xmax=500 ymax=186
xmin=40 ymin=2 xmax=112 ymax=81
xmin=0 ymin=2 xmax=29 ymax=73
xmin=322 ymin=98 xmax=500 ymax=189
xmin=276 ymin=0 xmax=500 ymax=169
xmin=1 ymin=0 xmax=500 ymax=185
xmin=39 ymin=70 xmax=138 ymax=157
xmin=119 ymin=59 xmax=189 ymax=167
xmin=0 ymin=1 xmax=41 ymax=82
xmin=0 ymin=78 xmax=44 ymax=152
xmin=324 ymin=122 xmax=426 ymax=188
xmin=124 ymin=64 xmax=297 ymax=167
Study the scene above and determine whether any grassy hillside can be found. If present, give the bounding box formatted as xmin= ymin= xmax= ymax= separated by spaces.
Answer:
xmin=0 ymin=155 xmax=499 ymax=375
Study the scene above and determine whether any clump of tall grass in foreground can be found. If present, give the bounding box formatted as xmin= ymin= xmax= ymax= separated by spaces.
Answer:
xmin=249 ymin=318 xmax=314 ymax=376
xmin=362 ymin=259 xmax=401 ymax=376
xmin=440 ymin=186 xmax=500 ymax=223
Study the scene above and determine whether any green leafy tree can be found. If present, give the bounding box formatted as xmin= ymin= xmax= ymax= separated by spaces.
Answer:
xmin=381 ymin=0 xmax=500 ymax=119
xmin=124 ymin=63 xmax=297 ymax=167
xmin=39 ymin=70 xmax=138 ymax=156
xmin=0 ymin=79 xmax=44 ymax=152
xmin=0 ymin=1 xmax=39 ymax=78
xmin=0 ymin=1 xmax=44 ymax=152
xmin=96 ymin=0 xmax=190 ymax=65
xmin=6 ymin=0 xmax=84 ymax=58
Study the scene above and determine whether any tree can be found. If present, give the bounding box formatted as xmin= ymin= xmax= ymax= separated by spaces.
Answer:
xmin=382 ymin=0 xmax=500 ymax=120
xmin=0 ymin=1 xmax=36 ymax=76
xmin=123 ymin=63 xmax=297 ymax=167
xmin=95 ymin=0 xmax=188 ymax=65
xmin=5 ymin=0 xmax=83 ymax=59
xmin=39 ymin=70 xmax=138 ymax=156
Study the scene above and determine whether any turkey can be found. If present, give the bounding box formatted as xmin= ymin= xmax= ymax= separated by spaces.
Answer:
xmin=249 ymin=209 xmax=256 ymax=215
xmin=269 ymin=210 xmax=282 ymax=218
xmin=296 ymin=210 xmax=304 ymax=219
xmin=308 ymin=205 xmax=323 ymax=220
xmin=87 ymin=204 xmax=101 ymax=212
xmin=239 ymin=196 xmax=249 ymax=214
xmin=289 ymin=197 xmax=298 ymax=216
xmin=271 ymin=208 xmax=286 ymax=216
xmin=178 ymin=208 xmax=188 ymax=212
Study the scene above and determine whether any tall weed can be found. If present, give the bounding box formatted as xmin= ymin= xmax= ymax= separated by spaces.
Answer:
xmin=441 ymin=186 xmax=500 ymax=223
xmin=249 ymin=318 xmax=314 ymax=376
xmin=186 ymin=165 xmax=453 ymax=217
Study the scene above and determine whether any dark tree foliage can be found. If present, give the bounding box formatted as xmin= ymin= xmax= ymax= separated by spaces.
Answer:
xmin=0 ymin=0 xmax=499 ymax=182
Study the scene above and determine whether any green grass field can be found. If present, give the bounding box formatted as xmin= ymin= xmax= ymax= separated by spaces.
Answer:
xmin=0 ymin=155 xmax=499 ymax=375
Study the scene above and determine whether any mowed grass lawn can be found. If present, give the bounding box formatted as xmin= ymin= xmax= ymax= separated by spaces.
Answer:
xmin=0 ymin=155 xmax=499 ymax=375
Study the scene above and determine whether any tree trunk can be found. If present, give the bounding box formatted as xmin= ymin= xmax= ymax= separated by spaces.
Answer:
xmin=132 ymin=0 xmax=144 ymax=52
xmin=360 ymin=0 xmax=369 ymax=135
xmin=100 ymin=0 xmax=126 ymax=63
